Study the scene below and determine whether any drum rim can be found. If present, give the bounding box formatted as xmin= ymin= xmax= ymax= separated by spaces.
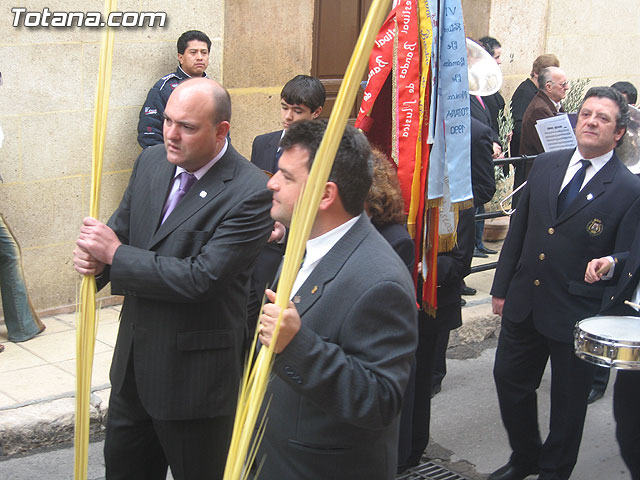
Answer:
xmin=576 ymin=316 xmax=640 ymax=345
xmin=575 ymin=316 xmax=640 ymax=370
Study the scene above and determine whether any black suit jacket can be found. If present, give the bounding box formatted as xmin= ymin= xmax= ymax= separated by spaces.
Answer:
xmin=471 ymin=118 xmax=497 ymax=207
xmin=251 ymin=130 xmax=282 ymax=174
xmin=100 ymin=143 xmax=273 ymax=420
xmin=470 ymin=96 xmax=499 ymax=144
xmin=491 ymin=149 xmax=640 ymax=343
xmin=598 ymin=209 xmax=640 ymax=316
xmin=510 ymin=78 xmax=538 ymax=157
xmin=247 ymin=130 xmax=286 ymax=325
xmin=258 ymin=215 xmax=418 ymax=479
xmin=482 ymin=91 xmax=505 ymax=136
xmin=376 ymin=222 xmax=414 ymax=272
xmin=427 ymin=207 xmax=475 ymax=332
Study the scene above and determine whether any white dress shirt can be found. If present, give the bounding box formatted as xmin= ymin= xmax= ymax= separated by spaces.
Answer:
xmin=559 ymin=148 xmax=614 ymax=194
xmin=289 ymin=215 xmax=360 ymax=299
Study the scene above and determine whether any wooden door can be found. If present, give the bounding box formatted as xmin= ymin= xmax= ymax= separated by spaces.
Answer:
xmin=312 ymin=0 xmax=378 ymax=122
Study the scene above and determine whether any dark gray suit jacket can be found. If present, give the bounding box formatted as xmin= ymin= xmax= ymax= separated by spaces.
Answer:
xmin=491 ymin=149 xmax=640 ymax=343
xmin=257 ymin=214 xmax=418 ymax=479
xmin=100 ymin=143 xmax=273 ymax=420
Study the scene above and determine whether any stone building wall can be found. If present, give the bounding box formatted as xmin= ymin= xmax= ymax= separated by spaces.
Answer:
xmin=224 ymin=0 xmax=315 ymax=158
xmin=463 ymin=0 xmax=640 ymax=101
xmin=1 ymin=1 xmax=637 ymax=314
xmin=0 ymin=2 xmax=225 ymax=314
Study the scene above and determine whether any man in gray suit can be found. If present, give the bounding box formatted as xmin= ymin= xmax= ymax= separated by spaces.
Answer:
xmin=73 ymin=78 xmax=273 ymax=479
xmin=256 ymin=120 xmax=418 ymax=479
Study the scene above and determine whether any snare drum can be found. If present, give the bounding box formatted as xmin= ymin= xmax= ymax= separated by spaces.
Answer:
xmin=574 ymin=316 xmax=640 ymax=370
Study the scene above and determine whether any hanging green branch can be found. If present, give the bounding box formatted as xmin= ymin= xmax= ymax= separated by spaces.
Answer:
xmin=563 ymin=78 xmax=591 ymax=113
xmin=498 ymin=99 xmax=513 ymax=158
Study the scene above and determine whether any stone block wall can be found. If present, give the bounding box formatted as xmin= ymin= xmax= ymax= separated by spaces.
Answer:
xmin=223 ymin=0 xmax=315 ymax=158
xmin=462 ymin=0 xmax=639 ymax=102
xmin=0 ymin=2 xmax=224 ymax=314
xmin=2 ymin=0 xmax=636 ymax=314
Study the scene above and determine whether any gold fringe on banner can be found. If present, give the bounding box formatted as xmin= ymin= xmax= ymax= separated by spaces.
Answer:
xmin=436 ymin=198 xmax=473 ymax=252
xmin=438 ymin=233 xmax=456 ymax=252
xmin=425 ymin=197 xmax=443 ymax=209
xmin=222 ymin=1 xmax=392 ymax=478
xmin=390 ymin=19 xmax=399 ymax=168
xmin=74 ymin=1 xmax=116 ymax=479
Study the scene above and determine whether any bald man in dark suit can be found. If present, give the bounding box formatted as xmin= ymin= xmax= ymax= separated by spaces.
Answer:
xmin=74 ymin=78 xmax=273 ymax=479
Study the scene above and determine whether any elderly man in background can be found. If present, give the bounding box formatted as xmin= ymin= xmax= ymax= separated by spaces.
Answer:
xmin=510 ymin=54 xmax=561 ymax=158
xmin=519 ymin=66 xmax=570 ymax=158
xmin=510 ymin=55 xmax=561 ymax=207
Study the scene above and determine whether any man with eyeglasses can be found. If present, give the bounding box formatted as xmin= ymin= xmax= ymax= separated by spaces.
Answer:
xmin=520 ymin=67 xmax=570 ymax=158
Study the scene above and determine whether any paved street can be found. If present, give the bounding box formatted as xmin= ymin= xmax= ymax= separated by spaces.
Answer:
xmin=0 ymin=439 xmax=175 ymax=480
xmin=427 ymin=337 xmax=629 ymax=479
xmin=1 ymin=334 xmax=630 ymax=479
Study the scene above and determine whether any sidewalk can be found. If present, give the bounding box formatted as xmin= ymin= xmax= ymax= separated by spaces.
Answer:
xmin=454 ymin=240 xmax=502 ymax=347
xmin=0 ymin=242 xmax=502 ymax=458
xmin=0 ymin=305 xmax=120 ymax=456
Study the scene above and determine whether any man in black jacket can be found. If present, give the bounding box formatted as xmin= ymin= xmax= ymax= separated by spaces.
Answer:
xmin=585 ymin=214 xmax=640 ymax=479
xmin=137 ymin=30 xmax=211 ymax=148
xmin=489 ymin=87 xmax=640 ymax=480
xmin=400 ymin=117 xmax=496 ymax=472
xmin=247 ymin=75 xmax=326 ymax=327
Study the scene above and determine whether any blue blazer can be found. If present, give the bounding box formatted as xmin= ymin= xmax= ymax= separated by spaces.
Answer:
xmin=491 ymin=149 xmax=640 ymax=343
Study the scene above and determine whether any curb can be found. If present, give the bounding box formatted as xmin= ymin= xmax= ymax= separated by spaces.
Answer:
xmin=0 ymin=302 xmax=499 ymax=457
xmin=0 ymin=388 xmax=110 ymax=457
xmin=453 ymin=298 xmax=500 ymax=347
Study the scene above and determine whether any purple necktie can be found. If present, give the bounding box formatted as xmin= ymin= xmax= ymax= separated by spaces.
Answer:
xmin=161 ymin=172 xmax=197 ymax=224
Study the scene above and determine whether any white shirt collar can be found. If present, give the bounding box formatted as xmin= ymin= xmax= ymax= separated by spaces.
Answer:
xmin=304 ymin=215 xmax=360 ymax=268
xmin=573 ymin=147 xmax=614 ymax=170
xmin=174 ymin=138 xmax=228 ymax=180
xmin=560 ymin=148 xmax=614 ymax=193
xmin=289 ymin=215 xmax=360 ymax=298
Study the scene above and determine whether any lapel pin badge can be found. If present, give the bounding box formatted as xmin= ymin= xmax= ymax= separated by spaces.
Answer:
xmin=311 ymin=285 xmax=318 ymax=294
xmin=199 ymin=191 xmax=207 ymax=198
xmin=586 ymin=193 xmax=593 ymax=201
